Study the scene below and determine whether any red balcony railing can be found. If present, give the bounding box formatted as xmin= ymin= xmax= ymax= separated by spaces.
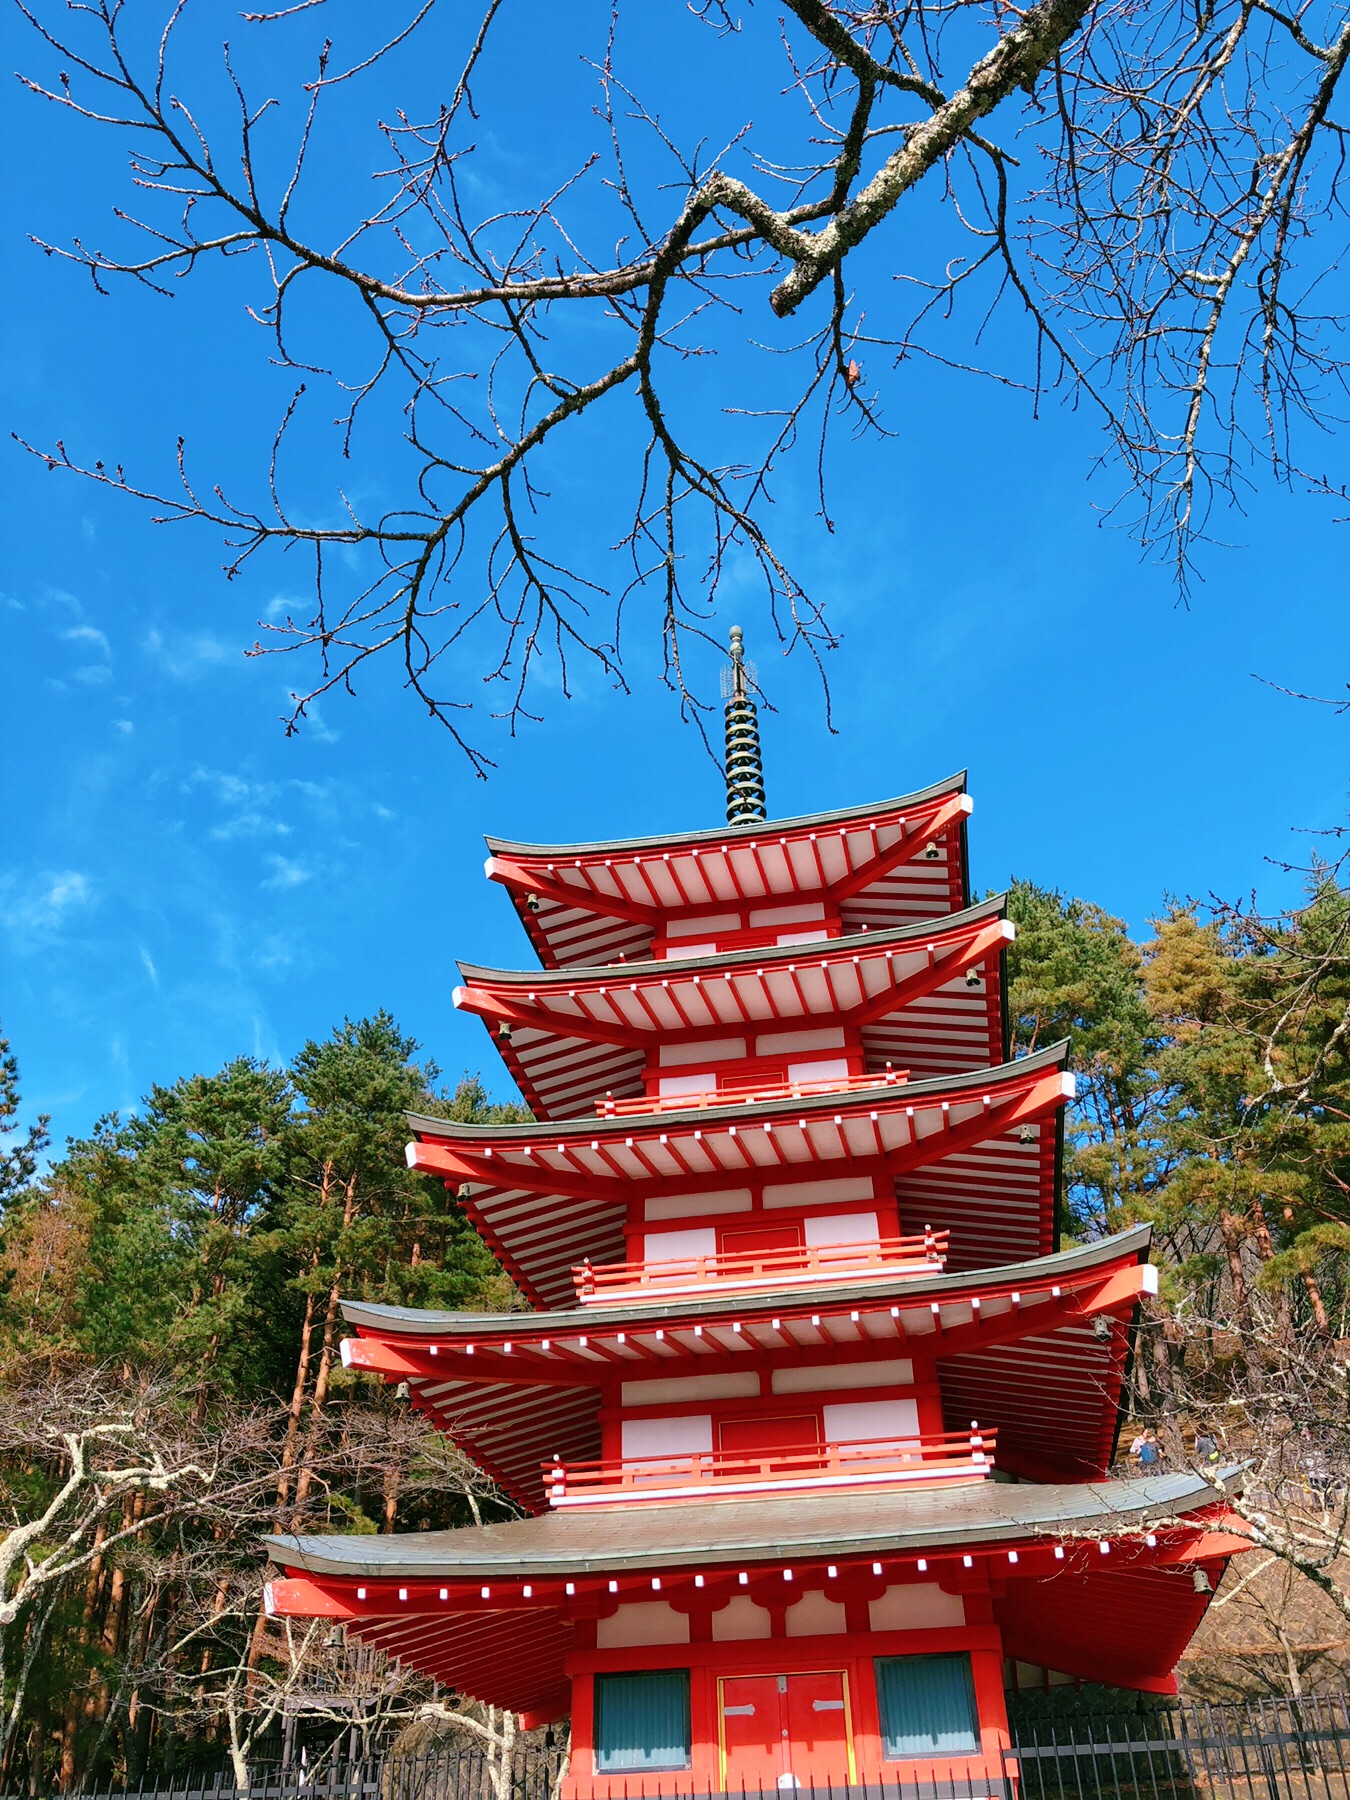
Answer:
xmin=572 ymin=1231 xmax=948 ymax=1303
xmin=544 ymin=1427 xmax=995 ymax=1507
xmin=596 ymin=1066 xmax=909 ymax=1117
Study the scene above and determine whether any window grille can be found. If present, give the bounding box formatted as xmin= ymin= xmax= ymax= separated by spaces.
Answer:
xmin=875 ymin=1653 xmax=980 ymax=1758
xmin=594 ymin=1669 xmax=692 ymax=1772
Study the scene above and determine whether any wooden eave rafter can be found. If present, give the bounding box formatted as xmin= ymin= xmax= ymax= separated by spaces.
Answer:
xmin=404 ymin=1047 xmax=1071 ymax=1307
xmin=484 ymin=780 xmax=971 ymax=969
xmin=453 ymin=904 xmax=1012 ymax=1120
xmin=342 ymin=1254 xmax=1154 ymax=1391
xmin=408 ymin=1044 xmax=1071 ymax=1203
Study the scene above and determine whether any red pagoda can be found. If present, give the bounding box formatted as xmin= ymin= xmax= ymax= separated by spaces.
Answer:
xmin=268 ymin=632 xmax=1248 ymax=1795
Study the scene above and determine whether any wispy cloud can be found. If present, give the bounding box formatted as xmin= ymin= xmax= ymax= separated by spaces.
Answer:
xmin=63 ymin=625 xmax=111 ymax=657
xmin=208 ymin=813 xmax=292 ymax=843
xmin=113 ymin=719 xmax=134 ymax=735
xmin=46 ymin=871 xmax=92 ymax=912
xmin=184 ymin=768 xmax=276 ymax=808
xmin=139 ymin=945 xmax=160 ymax=988
xmin=145 ymin=628 xmax=238 ymax=680
xmin=261 ymin=855 xmax=312 ymax=890
xmin=0 ymin=868 xmax=96 ymax=938
xmin=72 ymin=663 xmax=113 ymax=686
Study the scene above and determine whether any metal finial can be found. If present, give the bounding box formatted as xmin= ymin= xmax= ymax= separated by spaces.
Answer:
xmin=720 ymin=625 xmax=766 ymax=826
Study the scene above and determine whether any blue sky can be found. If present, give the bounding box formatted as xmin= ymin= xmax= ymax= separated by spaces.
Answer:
xmin=2 ymin=0 xmax=1347 ymax=1151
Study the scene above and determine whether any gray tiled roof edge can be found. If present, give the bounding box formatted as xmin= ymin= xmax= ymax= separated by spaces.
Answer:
xmin=483 ymin=775 xmax=968 ymax=860
xmin=338 ymin=1221 xmax=1152 ymax=1336
xmin=454 ymin=896 xmax=1009 ymax=986
xmin=266 ymin=1465 xmax=1240 ymax=1581
xmin=404 ymin=1040 xmax=1071 ymax=1143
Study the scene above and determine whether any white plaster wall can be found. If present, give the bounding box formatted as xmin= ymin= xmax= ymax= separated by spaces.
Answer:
xmin=748 ymin=903 xmax=826 ymax=926
xmin=711 ymin=1597 xmax=771 ymax=1641
xmin=641 ymin=1227 xmax=717 ymax=1262
xmin=667 ymin=913 xmax=739 ymax=937
xmin=644 ymin=1188 xmax=753 ymax=1221
xmin=621 ymin=1414 xmax=713 ymax=1459
xmin=596 ymin=1602 xmax=691 ymax=1648
xmin=868 ymin=1584 xmax=966 ymax=1631
xmin=786 ymin=1059 xmax=850 ymax=1083
xmin=621 ymin=1371 xmax=761 ymax=1406
xmin=772 ymin=1357 xmax=914 ymax=1395
xmin=822 ymin=1399 xmax=920 ymax=1444
xmin=804 ymin=1212 xmax=880 ymax=1247
xmin=659 ymin=1038 xmax=746 ymax=1067
xmin=756 ymin=1027 xmax=847 ymax=1057
xmin=763 ymin=1176 xmax=878 ymax=1210
xmin=785 ymin=1592 xmax=849 ymax=1637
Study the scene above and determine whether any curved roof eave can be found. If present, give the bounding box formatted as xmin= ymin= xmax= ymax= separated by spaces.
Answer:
xmin=455 ymin=894 xmax=1010 ymax=988
xmin=404 ymin=1037 xmax=1070 ymax=1144
xmin=339 ymin=1219 xmax=1151 ymax=1337
xmin=483 ymin=773 xmax=968 ymax=861
xmin=266 ymin=1462 xmax=1236 ymax=1580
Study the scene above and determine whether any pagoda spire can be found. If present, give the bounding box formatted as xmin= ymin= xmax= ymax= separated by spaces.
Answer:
xmin=722 ymin=624 xmax=767 ymax=826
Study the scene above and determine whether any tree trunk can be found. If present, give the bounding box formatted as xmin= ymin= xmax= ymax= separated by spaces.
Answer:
xmin=291 ymin=1172 xmax=359 ymax=1516
xmin=57 ymin=1520 xmax=107 ymax=1788
xmin=1219 ymin=1209 xmax=1254 ymax=1332
xmin=276 ymin=1271 xmax=319 ymax=1511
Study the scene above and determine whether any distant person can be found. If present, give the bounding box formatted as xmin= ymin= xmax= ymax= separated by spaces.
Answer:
xmin=1130 ymin=1429 xmax=1163 ymax=1469
xmin=1194 ymin=1429 xmax=1219 ymax=1466
xmin=1304 ymin=1443 xmax=1334 ymax=1507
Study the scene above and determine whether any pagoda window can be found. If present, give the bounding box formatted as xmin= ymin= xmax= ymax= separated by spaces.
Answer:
xmin=593 ymin=1670 xmax=692 ymax=1772
xmin=718 ymin=1221 xmax=804 ymax=1258
xmin=718 ymin=1413 xmax=821 ymax=1469
xmin=874 ymin=1654 xmax=980 ymax=1760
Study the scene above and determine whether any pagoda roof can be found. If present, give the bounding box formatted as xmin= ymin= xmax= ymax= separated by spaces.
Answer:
xmin=266 ymin=1468 xmax=1246 ymax=1722
xmin=407 ymin=1043 xmax=1072 ymax=1308
xmin=484 ymin=776 xmax=972 ymax=969
xmin=340 ymin=1226 xmax=1153 ymax=1508
xmin=455 ymin=899 xmax=1011 ymax=1122
xmin=267 ymin=1465 xmax=1236 ymax=1581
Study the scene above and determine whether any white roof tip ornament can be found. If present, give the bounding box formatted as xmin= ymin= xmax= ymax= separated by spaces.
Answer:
xmin=722 ymin=626 xmax=767 ymax=827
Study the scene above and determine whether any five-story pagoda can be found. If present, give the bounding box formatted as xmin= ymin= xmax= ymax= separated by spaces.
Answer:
xmin=268 ymin=634 xmax=1248 ymax=1796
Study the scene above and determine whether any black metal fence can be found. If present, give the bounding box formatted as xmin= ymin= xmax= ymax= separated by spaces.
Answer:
xmin=1013 ymin=1694 xmax=1350 ymax=1800
xmin=57 ymin=1695 xmax=1350 ymax=1800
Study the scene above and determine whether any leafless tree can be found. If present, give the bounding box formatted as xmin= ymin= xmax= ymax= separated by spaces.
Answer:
xmin=12 ymin=0 xmax=1350 ymax=764
xmin=0 ymin=1369 xmax=516 ymax=1788
xmin=1100 ymin=1320 xmax=1350 ymax=1702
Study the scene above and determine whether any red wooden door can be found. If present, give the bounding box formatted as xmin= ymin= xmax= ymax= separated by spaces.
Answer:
xmin=783 ymin=1671 xmax=851 ymax=1786
xmin=720 ymin=1675 xmax=782 ymax=1788
xmin=720 ymin=1672 xmax=853 ymax=1790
